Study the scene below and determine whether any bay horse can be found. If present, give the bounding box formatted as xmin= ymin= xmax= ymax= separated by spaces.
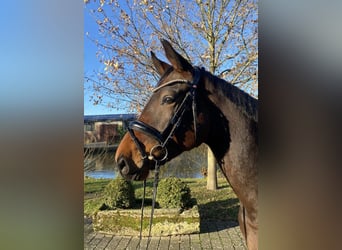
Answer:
xmin=115 ymin=40 xmax=258 ymax=249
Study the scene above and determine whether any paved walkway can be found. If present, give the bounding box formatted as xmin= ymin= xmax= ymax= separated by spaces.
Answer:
xmin=84 ymin=218 xmax=247 ymax=249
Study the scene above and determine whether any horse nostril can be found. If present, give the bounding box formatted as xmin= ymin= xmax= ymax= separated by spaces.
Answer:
xmin=117 ymin=157 xmax=129 ymax=175
xmin=117 ymin=157 xmax=125 ymax=169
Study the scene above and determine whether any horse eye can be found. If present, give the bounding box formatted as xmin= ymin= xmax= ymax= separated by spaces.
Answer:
xmin=162 ymin=96 xmax=174 ymax=104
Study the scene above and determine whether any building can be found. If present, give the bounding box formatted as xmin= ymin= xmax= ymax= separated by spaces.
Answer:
xmin=84 ymin=114 xmax=136 ymax=145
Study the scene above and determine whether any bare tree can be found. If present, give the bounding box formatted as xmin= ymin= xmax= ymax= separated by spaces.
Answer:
xmin=85 ymin=0 xmax=258 ymax=187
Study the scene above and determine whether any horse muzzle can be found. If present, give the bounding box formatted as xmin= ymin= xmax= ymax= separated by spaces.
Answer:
xmin=116 ymin=155 xmax=152 ymax=181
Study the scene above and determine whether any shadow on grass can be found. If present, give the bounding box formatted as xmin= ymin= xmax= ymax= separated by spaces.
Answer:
xmin=133 ymin=198 xmax=161 ymax=209
xmin=198 ymin=198 xmax=240 ymax=233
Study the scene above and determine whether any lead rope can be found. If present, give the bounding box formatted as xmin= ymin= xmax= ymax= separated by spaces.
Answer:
xmin=138 ymin=161 xmax=160 ymax=250
xmin=191 ymin=84 xmax=198 ymax=144
xmin=243 ymin=205 xmax=248 ymax=245
xmin=138 ymin=179 xmax=147 ymax=249
xmin=147 ymin=161 xmax=160 ymax=249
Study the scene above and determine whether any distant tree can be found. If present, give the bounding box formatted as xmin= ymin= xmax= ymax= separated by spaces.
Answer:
xmin=85 ymin=0 xmax=258 ymax=188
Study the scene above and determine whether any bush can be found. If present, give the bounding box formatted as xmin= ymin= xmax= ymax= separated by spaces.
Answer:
xmin=103 ymin=178 xmax=135 ymax=209
xmin=157 ymin=177 xmax=192 ymax=209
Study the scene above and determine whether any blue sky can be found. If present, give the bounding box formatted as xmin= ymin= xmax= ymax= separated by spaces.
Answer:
xmin=83 ymin=1 xmax=259 ymax=115
xmin=84 ymin=5 xmax=100 ymax=115
xmin=84 ymin=3 xmax=127 ymax=115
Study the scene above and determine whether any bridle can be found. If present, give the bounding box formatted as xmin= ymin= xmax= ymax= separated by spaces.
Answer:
xmin=126 ymin=66 xmax=202 ymax=248
xmin=127 ymin=66 xmax=202 ymax=164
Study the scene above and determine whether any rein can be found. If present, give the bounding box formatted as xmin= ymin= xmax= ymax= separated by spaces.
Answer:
xmin=138 ymin=162 xmax=160 ymax=249
xmin=127 ymin=67 xmax=202 ymax=248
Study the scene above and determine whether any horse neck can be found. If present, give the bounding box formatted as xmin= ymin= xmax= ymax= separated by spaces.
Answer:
xmin=201 ymin=72 xmax=258 ymax=160
xmin=203 ymin=72 xmax=257 ymax=123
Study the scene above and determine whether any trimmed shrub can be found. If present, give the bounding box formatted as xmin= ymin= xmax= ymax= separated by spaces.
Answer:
xmin=157 ymin=177 xmax=192 ymax=209
xmin=103 ymin=178 xmax=135 ymax=209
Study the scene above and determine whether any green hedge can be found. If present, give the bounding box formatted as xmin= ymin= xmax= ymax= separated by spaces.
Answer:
xmin=157 ymin=177 xmax=192 ymax=209
xmin=103 ymin=178 xmax=135 ymax=209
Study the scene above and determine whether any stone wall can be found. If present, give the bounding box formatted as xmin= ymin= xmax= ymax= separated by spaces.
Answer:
xmin=92 ymin=206 xmax=200 ymax=236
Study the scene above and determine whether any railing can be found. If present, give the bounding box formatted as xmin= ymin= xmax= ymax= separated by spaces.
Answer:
xmin=84 ymin=142 xmax=119 ymax=150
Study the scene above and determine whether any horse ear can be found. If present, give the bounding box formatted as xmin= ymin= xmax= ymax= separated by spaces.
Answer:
xmin=161 ymin=39 xmax=193 ymax=72
xmin=151 ymin=51 xmax=171 ymax=76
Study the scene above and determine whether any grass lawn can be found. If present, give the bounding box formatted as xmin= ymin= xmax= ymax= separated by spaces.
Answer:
xmin=84 ymin=177 xmax=239 ymax=222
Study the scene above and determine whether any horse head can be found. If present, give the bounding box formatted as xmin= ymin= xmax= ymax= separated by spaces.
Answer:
xmin=115 ymin=40 xmax=210 ymax=181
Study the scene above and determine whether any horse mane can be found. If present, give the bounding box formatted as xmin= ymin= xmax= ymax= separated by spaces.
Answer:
xmin=204 ymin=70 xmax=258 ymax=122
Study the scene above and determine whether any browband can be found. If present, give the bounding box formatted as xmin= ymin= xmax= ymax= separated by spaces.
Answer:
xmin=152 ymin=67 xmax=202 ymax=93
xmin=152 ymin=79 xmax=188 ymax=93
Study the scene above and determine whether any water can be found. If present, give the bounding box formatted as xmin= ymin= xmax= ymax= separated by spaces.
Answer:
xmin=84 ymin=150 xmax=117 ymax=179
xmin=84 ymin=145 xmax=208 ymax=179
xmin=85 ymin=170 xmax=115 ymax=179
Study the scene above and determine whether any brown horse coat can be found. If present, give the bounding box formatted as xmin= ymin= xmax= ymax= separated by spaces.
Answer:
xmin=115 ymin=40 xmax=258 ymax=249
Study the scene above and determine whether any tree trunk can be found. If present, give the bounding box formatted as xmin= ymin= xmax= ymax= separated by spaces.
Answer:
xmin=207 ymin=147 xmax=217 ymax=190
